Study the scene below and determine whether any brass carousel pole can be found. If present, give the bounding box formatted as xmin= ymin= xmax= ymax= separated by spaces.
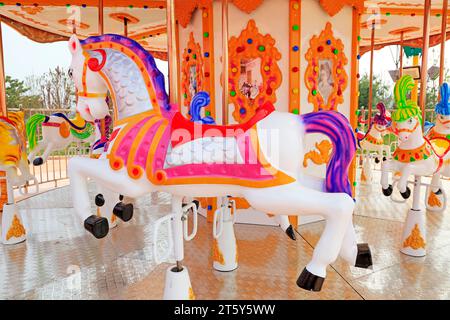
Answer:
xmin=124 ymin=17 xmax=128 ymax=37
xmin=419 ymin=0 xmax=431 ymax=122
xmin=222 ymin=0 xmax=229 ymax=125
xmin=368 ymin=20 xmax=375 ymax=122
xmin=0 ymin=21 xmax=8 ymax=212
xmin=439 ymin=0 xmax=448 ymax=86
xmin=167 ymin=0 xmax=179 ymax=104
xmin=98 ymin=0 xmax=106 ymax=136
xmin=399 ymin=32 xmax=404 ymax=78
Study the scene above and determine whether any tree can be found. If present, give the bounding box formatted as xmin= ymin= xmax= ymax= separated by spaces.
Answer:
xmin=5 ymin=76 xmax=41 ymax=109
xmin=26 ymin=66 xmax=75 ymax=110
xmin=358 ymin=74 xmax=394 ymax=113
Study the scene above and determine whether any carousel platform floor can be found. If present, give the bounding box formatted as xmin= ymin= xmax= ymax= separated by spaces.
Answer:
xmin=2 ymin=170 xmax=450 ymax=300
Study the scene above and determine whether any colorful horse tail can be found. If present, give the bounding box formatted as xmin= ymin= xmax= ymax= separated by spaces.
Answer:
xmin=26 ymin=113 xmax=48 ymax=151
xmin=435 ymin=82 xmax=450 ymax=115
xmin=300 ymin=111 xmax=356 ymax=197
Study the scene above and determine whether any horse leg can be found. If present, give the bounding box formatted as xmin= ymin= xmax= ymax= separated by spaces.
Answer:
xmin=339 ymin=220 xmax=372 ymax=268
xmin=244 ymin=184 xmax=357 ymax=291
xmin=68 ymin=157 xmax=150 ymax=238
xmin=28 ymin=141 xmax=47 ymax=165
xmin=381 ymin=159 xmax=396 ymax=196
xmin=397 ymin=164 xmax=413 ymax=199
xmin=34 ymin=142 xmax=55 ymax=165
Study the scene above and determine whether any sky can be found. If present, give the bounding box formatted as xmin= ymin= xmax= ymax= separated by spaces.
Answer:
xmin=2 ymin=22 xmax=450 ymax=89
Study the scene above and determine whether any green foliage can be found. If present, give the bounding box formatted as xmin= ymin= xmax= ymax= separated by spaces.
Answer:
xmin=358 ymin=74 xmax=394 ymax=113
xmin=5 ymin=75 xmax=41 ymax=109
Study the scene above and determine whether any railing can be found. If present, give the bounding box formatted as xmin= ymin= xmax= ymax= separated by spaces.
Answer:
xmin=10 ymin=108 xmax=92 ymax=190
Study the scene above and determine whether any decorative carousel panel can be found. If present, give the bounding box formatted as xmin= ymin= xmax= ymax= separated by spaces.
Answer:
xmin=304 ymin=22 xmax=348 ymax=112
xmin=228 ymin=19 xmax=282 ymax=123
xmin=181 ymin=32 xmax=204 ymax=110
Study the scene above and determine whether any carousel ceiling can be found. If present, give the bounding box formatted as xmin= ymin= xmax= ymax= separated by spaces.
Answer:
xmin=0 ymin=0 xmax=449 ymax=59
xmin=0 ymin=1 xmax=168 ymax=59
xmin=360 ymin=0 xmax=450 ymax=54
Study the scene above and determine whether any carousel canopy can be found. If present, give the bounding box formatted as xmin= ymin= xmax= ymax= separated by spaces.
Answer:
xmin=360 ymin=0 xmax=450 ymax=55
xmin=0 ymin=1 xmax=168 ymax=59
xmin=0 ymin=0 xmax=449 ymax=58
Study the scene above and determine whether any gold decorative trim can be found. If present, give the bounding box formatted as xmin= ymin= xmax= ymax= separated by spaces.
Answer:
xmin=228 ymin=19 xmax=282 ymax=123
xmin=305 ymin=22 xmax=348 ymax=111
xmin=403 ymin=224 xmax=426 ymax=250
xmin=303 ymin=140 xmax=333 ymax=167
xmin=181 ymin=32 xmax=204 ymax=110
xmin=6 ymin=214 xmax=26 ymax=241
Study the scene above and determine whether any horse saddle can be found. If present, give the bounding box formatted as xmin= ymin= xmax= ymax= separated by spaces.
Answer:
xmin=170 ymin=101 xmax=275 ymax=148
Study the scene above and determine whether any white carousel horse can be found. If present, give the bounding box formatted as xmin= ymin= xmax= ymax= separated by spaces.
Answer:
xmin=356 ymin=102 xmax=391 ymax=183
xmin=67 ymin=34 xmax=371 ymax=295
xmin=423 ymin=83 xmax=450 ymax=212
xmin=0 ymin=112 xmax=38 ymax=244
xmin=189 ymin=92 xmax=296 ymax=240
xmin=381 ymin=76 xmax=450 ymax=200
xmin=25 ymin=111 xmax=107 ymax=166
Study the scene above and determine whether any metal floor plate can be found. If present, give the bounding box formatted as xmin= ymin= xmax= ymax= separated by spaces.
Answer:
xmin=1 ymin=170 xmax=450 ymax=300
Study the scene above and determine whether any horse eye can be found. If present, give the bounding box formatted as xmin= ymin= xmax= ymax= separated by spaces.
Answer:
xmin=68 ymin=69 xmax=73 ymax=78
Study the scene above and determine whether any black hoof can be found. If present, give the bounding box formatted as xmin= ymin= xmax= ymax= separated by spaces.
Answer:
xmin=95 ymin=194 xmax=105 ymax=207
xmin=382 ymin=185 xmax=393 ymax=196
xmin=400 ymin=187 xmax=411 ymax=199
xmin=285 ymin=225 xmax=297 ymax=241
xmin=382 ymin=156 xmax=387 ymax=161
xmin=297 ymin=267 xmax=324 ymax=291
xmin=374 ymin=157 xmax=380 ymax=164
xmin=355 ymin=243 xmax=373 ymax=269
xmin=113 ymin=202 xmax=134 ymax=222
xmin=33 ymin=157 xmax=44 ymax=166
xmin=84 ymin=215 xmax=109 ymax=239
xmin=435 ymin=188 xmax=443 ymax=195
xmin=119 ymin=194 xmax=124 ymax=201
xmin=192 ymin=199 xmax=200 ymax=210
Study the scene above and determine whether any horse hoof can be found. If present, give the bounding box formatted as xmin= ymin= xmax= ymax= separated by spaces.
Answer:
xmin=382 ymin=185 xmax=393 ymax=196
xmin=400 ymin=187 xmax=411 ymax=199
xmin=382 ymin=156 xmax=387 ymax=161
xmin=296 ymin=267 xmax=324 ymax=291
xmin=84 ymin=215 xmax=109 ymax=239
xmin=113 ymin=202 xmax=134 ymax=222
xmin=95 ymin=194 xmax=105 ymax=207
xmin=435 ymin=189 xmax=443 ymax=195
xmin=119 ymin=194 xmax=124 ymax=201
xmin=192 ymin=199 xmax=200 ymax=210
xmin=355 ymin=243 xmax=373 ymax=269
xmin=285 ymin=225 xmax=297 ymax=241
xmin=33 ymin=157 xmax=44 ymax=166
xmin=374 ymin=157 xmax=380 ymax=164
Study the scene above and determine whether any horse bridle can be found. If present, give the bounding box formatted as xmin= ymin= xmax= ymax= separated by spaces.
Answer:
xmin=77 ymin=51 xmax=108 ymax=99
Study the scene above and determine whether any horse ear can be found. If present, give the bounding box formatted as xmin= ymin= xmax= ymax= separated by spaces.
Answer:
xmin=68 ymin=35 xmax=82 ymax=55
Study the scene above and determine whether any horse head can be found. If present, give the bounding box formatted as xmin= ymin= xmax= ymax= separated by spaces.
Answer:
xmin=391 ymin=75 xmax=423 ymax=144
xmin=68 ymin=35 xmax=109 ymax=122
xmin=373 ymin=102 xmax=389 ymax=133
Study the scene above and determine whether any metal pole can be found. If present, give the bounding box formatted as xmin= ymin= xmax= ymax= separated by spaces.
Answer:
xmin=439 ymin=0 xmax=448 ymax=86
xmin=368 ymin=21 xmax=375 ymax=122
xmin=124 ymin=17 xmax=128 ymax=37
xmin=166 ymin=0 xmax=179 ymax=104
xmin=419 ymin=0 xmax=431 ymax=121
xmin=399 ymin=32 xmax=404 ymax=78
xmin=222 ymin=0 xmax=229 ymax=125
xmin=98 ymin=0 xmax=104 ymax=34
xmin=0 ymin=21 xmax=7 ymax=213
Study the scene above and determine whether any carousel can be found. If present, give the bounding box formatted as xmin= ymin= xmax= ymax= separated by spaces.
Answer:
xmin=0 ymin=0 xmax=450 ymax=300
